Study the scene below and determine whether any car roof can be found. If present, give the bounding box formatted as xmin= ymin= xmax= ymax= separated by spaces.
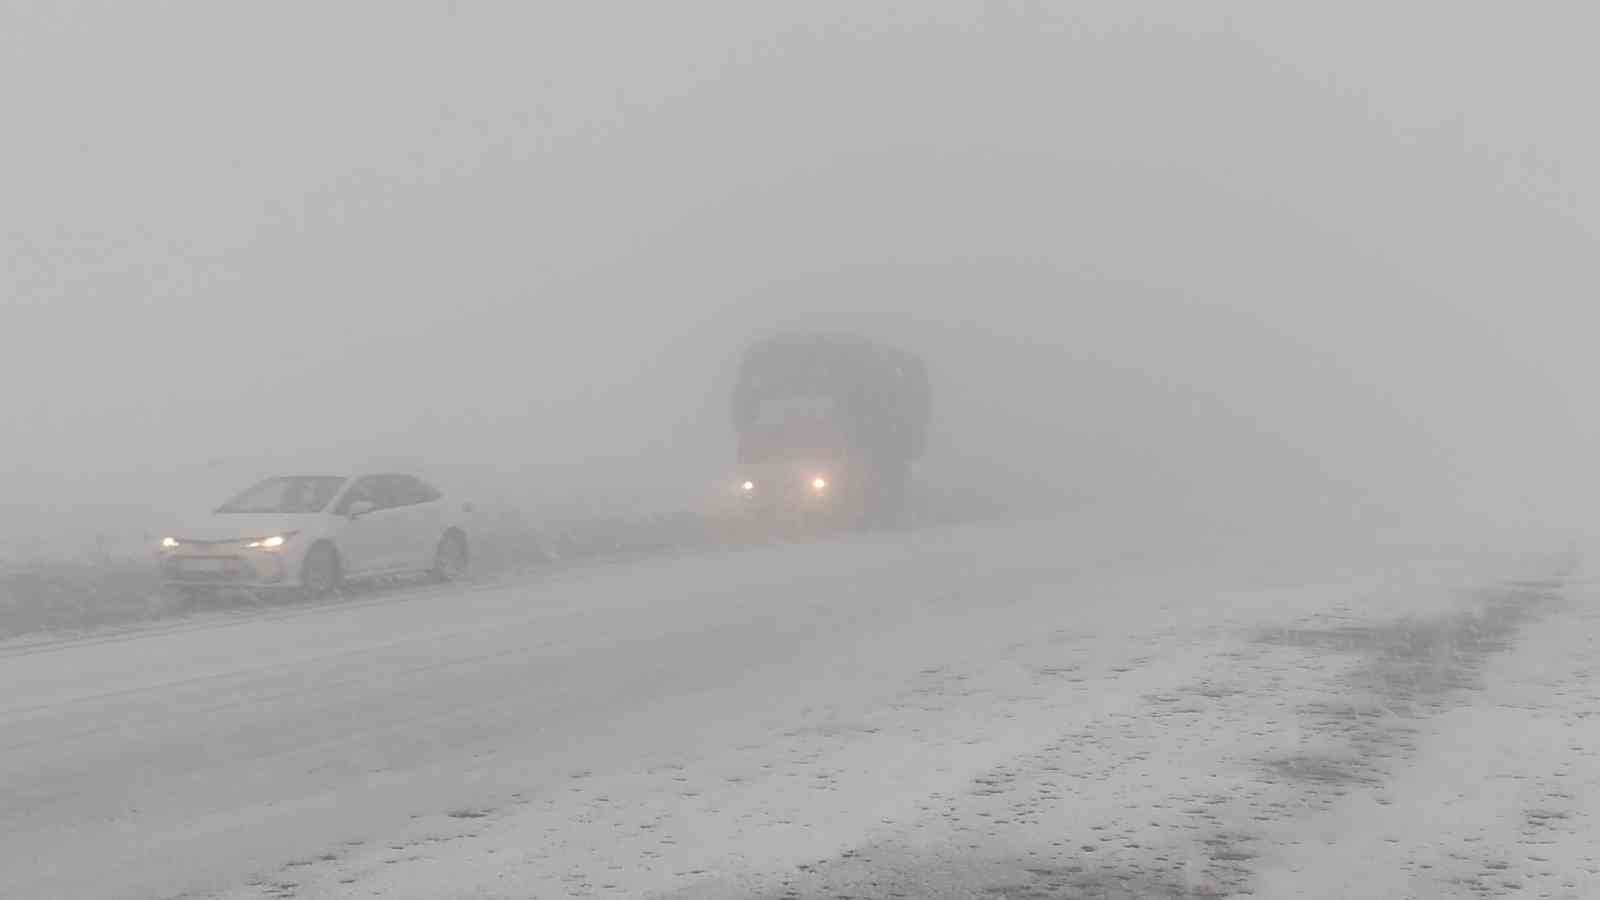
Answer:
xmin=240 ymin=468 xmax=445 ymax=491
xmin=343 ymin=471 xmax=447 ymax=488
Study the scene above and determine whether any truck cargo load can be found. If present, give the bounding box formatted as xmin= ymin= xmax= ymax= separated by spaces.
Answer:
xmin=728 ymin=331 xmax=931 ymax=530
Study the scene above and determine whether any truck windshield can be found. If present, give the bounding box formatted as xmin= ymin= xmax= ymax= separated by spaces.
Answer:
xmin=739 ymin=394 xmax=850 ymax=463
xmin=751 ymin=393 xmax=836 ymax=429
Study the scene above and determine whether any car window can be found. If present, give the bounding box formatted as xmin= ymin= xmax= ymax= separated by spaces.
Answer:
xmin=218 ymin=476 xmax=346 ymax=514
xmin=335 ymin=476 xmax=394 ymax=513
xmin=392 ymin=475 xmax=442 ymax=506
xmin=335 ymin=474 xmax=440 ymax=512
xmin=376 ymin=474 xmax=439 ymax=508
xmin=373 ymin=474 xmax=412 ymax=508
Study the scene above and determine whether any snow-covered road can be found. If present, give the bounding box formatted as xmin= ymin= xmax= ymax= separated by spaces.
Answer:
xmin=1 ymin=515 xmax=1591 ymax=899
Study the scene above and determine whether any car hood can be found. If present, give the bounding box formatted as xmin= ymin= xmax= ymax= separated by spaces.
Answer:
xmin=170 ymin=513 xmax=324 ymax=543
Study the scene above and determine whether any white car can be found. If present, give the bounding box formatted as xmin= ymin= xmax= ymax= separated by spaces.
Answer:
xmin=158 ymin=471 xmax=472 ymax=598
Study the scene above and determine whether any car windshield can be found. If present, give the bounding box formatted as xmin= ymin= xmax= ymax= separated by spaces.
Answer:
xmin=216 ymin=476 xmax=347 ymax=514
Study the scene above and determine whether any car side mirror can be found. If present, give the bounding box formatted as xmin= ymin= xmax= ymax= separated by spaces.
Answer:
xmin=347 ymin=500 xmax=377 ymax=519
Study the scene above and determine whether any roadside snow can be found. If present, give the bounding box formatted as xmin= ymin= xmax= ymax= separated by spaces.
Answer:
xmin=210 ymin=527 xmax=1568 ymax=900
xmin=1252 ymin=577 xmax=1600 ymax=899
xmin=3 ymin=511 xmax=1578 ymax=900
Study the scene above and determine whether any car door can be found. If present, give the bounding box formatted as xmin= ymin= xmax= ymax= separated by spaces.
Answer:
xmin=388 ymin=474 xmax=446 ymax=570
xmin=333 ymin=475 xmax=406 ymax=575
xmin=371 ymin=474 xmax=436 ymax=571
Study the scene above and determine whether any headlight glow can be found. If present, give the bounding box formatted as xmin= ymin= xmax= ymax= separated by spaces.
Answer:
xmin=247 ymin=534 xmax=291 ymax=549
xmin=811 ymin=477 xmax=828 ymax=491
xmin=741 ymin=480 xmax=755 ymax=492
xmin=161 ymin=537 xmax=179 ymax=549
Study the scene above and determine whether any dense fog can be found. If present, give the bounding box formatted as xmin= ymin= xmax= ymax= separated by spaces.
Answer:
xmin=5 ymin=0 xmax=1596 ymax=545
xmin=11 ymin=7 xmax=1600 ymax=900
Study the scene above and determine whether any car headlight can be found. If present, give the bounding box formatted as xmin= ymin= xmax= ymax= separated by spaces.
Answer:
xmin=161 ymin=537 xmax=180 ymax=549
xmin=740 ymin=480 xmax=756 ymax=493
xmin=246 ymin=533 xmax=297 ymax=549
xmin=811 ymin=477 xmax=828 ymax=492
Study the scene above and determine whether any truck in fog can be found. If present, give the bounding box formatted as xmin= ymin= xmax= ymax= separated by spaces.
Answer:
xmin=728 ymin=331 xmax=930 ymax=531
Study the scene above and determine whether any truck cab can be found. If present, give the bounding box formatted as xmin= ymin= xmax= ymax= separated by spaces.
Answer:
xmin=727 ymin=332 xmax=928 ymax=533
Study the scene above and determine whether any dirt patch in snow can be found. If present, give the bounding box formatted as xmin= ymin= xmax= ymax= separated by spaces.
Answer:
xmin=1209 ymin=573 xmax=1571 ymax=867
xmin=893 ymin=572 xmax=1575 ymax=900
xmin=1256 ymin=577 xmax=1560 ymax=790
xmin=704 ymin=567 xmax=1578 ymax=900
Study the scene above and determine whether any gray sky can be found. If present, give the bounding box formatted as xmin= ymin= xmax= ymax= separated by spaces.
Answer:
xmin=4 ymin=1 xmax=1597 ymax=536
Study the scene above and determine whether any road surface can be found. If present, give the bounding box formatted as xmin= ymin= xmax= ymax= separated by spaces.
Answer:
xmin=2 ymin=514 xmax=1595 ymax=899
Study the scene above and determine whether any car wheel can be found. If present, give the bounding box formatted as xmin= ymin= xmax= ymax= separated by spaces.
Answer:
xmin=299 ymin=542 xmax=342 ymax=601
xmin=431 ymin=530 xmax=469 ymax=582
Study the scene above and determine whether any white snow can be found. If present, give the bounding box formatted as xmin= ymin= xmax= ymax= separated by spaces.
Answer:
xmin=1251 ymin=579 xmax=1600 ymax=899
xmin=0 ymin=512 xmax=1586 ymax=899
